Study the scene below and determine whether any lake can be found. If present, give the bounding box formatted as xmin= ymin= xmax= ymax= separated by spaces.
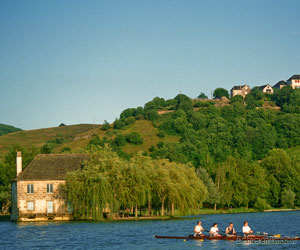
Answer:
xmin=0 ymin=211 xmax=299 ymax=249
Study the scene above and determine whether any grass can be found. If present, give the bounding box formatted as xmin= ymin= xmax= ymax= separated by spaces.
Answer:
xmin=53 ymin=120 xmax=180 ymax=155
xmin=0 ymin=124 xmax=99 ymax=159
xmin=0 ymin=119 xmax=179 ymax=159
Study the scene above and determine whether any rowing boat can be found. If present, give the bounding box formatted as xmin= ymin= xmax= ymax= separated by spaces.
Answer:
xmin=155 ymin=234 xmax=300 ymax=241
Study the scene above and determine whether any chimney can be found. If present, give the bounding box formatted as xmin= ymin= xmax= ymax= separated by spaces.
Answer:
xmin=16 ymin=152 xmax=22 ymax=177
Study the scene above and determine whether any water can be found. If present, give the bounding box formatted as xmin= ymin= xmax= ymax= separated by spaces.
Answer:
xmin=0 ymin=211 xmax=299 ymax=249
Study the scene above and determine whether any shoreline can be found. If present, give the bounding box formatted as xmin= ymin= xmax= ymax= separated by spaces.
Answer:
xmin=1 ymin=208 xmax=299 ymax=222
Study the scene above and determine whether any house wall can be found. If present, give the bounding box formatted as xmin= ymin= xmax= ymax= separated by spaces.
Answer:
xmin=262 ymin=85 xmax=273 ymax=94
xmin=291 ymin=79 xmax=300 ymax=89
xmin=17 ymin=180 xmax=71 ymax=221
xmin=231 ymin=86 xmax=250 ymax=98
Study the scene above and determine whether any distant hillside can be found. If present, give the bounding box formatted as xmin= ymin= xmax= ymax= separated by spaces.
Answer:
xmin=0 ymin=123 xmax=22 ymax=136
xmin=0 ymin=124 xmax=99 ymax=159
xmin=54 ymin=120 xmax=179 ymax=154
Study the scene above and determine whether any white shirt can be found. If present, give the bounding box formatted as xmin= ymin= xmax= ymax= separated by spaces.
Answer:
xmin=194 ymin=225 xmax=204 ymax=234
xmin=210 ymin=227 xmax=219 ymax=234
xmin=242 ymin=225 xmax=252 ymax=234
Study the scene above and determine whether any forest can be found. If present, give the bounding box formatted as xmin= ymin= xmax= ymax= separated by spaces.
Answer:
xmin=1 ymin=85 xmax=300 ymax=218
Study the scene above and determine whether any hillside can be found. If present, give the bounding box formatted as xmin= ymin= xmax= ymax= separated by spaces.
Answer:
xmin=0 ymin=123 xmax=22 ymax=136
xmin=0 ymin=124 xmax=99 ymax=159
xmin=53 ymin=120 xmax=179 ymax=154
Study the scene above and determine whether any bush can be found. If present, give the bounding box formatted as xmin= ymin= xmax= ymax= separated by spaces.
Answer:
xmin=114 ymin=134 xmax=126 ymax=147
xmin=194 ymin=101 xmax=213 ymax=107
xmin=157 ymin=131 xmax=166 ymax=138
xmin=231 ymin=95 xmax=244 ymax=104
xmin=124 ymin=117 xmax=136 ymax=126
xmin=281 ymin=189 xmax=296 ymax=208
xmin=102 ymin=120 xmax=110 ymax=131
xmin=89 ymin=135 xmax=102 ymax=146
xmin=253 ymin=198 xmax=271 ymax=211
xmin=126 ymin=132 xmax=143 ymax=145
xmin=61 ymin=147 xmax=71 ymax=153
xmin=40 ymin=143 xmax=53 ymax=154
xmin=145 ymin=109 xmax=158 ymax=121
xmin=113 ymin=119 xmax=126 ymax=129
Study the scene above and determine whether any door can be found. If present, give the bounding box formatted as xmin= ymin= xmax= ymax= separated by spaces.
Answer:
xmin=47 ymin=201 xmax=53 ymax=213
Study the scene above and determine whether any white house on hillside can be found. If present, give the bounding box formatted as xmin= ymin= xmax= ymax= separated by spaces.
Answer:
xmin=287 ymin=75 xmax=300 ymax=89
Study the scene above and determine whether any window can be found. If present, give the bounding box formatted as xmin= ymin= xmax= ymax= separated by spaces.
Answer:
xmin=27 ymin=201 xmax=34 ymax=211
xmin=47 ymin=184 xmax=53 ymax=194
xmin=27 ymin=184 xmax=34 ymax=194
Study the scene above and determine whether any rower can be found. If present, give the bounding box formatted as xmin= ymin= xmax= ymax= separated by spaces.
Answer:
xmin=225 ymin=222 xmax=236 ymax=236
xmin=194 ymin=221 xmax=204 ymax=236
xmin=209 ymin=223 xmax=220 ymax=236
xmin=242 ymin=221 xmax=253 ymax=236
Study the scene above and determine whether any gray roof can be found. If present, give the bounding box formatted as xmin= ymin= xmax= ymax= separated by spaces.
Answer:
xmin=287 ymin=75 xmax=300 ymax=81
xmin=230 ymin=85 xmax=249 ymax=91
xmin=273 ymin=80 xmax=287 ymax=88
xmin=257 ymin=84 xmax=272 ymax=90
xmin=14 ymin=154 xmax=89 ymax=181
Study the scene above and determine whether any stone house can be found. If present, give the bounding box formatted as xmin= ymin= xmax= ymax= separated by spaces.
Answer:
xmin=273 ymin=80 xmax=287 ymax=90
xmin=258 ymin=84 xmax=273 ymax=94
xmin=230 ymin=85 xmax=251 ymax=98
xmin=287 ymin=75 xmax=300 ymax=89
xmin=11 ymin=152 xmax=89 ymax=222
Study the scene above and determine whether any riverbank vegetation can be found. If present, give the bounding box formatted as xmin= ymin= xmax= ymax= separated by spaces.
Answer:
xmin=1 ymin=86 xmax=300 ymax=218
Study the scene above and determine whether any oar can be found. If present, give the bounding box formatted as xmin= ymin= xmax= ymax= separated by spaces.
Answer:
xmin=255 ymin=231 xmax=281 ymax=238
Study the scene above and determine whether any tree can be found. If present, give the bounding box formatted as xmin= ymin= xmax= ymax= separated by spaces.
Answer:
xmin=102 ymin=120 xmax=110 ymax=131
xmin=126 ymin=132 xmax=143 ymax=145
xmin=196 ymin=168 xmax=219 ymax=210
xmin=197 ymin=92 xmax=208 ymax=99
xmin=174 ymin=94 xmax=193 ymax=111
xmin=281 ymin=189 xmax=296 ymax=208
xmin=213 ymin=88 xmax=229 ymax=99
xmin=230 ymin=95 xmax=244 ymax=104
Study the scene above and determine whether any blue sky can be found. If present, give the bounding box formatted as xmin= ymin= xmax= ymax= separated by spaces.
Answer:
xmin=1 ymin=0 xmax=299 ymax=130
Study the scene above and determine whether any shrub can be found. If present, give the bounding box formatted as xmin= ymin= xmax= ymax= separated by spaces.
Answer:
xmin=102 ymin=120 xmax=110 ymax=131
xmin=157 ymin=130 xmax=166 ymax=138
xmin=281 ymin=189 xmax=296 ymax=208
xmin=253 ymin=198 xmax=271 ymax=211
xmin=126 ymin=132 xmax=143 ymax=145
xmin=124 ymin=117 xmax=136 ymax=126
xmin=89 ymin=135 xmax=102 ymax=146
xmin=113 ymin=119 xmax=125 ymax=129
xmin=61 ymin=147 xmax=71 ymax=153
xmin=114 ymin=134 xmax=126 ymax=147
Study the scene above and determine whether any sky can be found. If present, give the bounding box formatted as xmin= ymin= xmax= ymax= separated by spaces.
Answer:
xmin=0 ymin=0 xmax=300 ymax=130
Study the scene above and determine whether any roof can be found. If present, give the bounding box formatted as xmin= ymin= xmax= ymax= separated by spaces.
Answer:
xmin=14 ymin=154 xmax=89 ymax=181
xmin=287 ymin=75 xmax=300 ymax=81
xmin=230 ymin=85 xmax=249 ymax=91
xmin=273 ymin=80 xmax=287 ymax=88
xmin=258 ymin=84 xmax=272 ymax=90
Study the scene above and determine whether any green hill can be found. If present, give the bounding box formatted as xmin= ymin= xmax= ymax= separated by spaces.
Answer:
xmin=0 ymin=123 xmax=22 ymax=136
xmin=0 ymin=124 xmax=99 ymax=159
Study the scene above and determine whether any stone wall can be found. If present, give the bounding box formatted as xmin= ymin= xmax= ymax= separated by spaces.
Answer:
xmin=17 ymin=180 xmax=69 ymax=217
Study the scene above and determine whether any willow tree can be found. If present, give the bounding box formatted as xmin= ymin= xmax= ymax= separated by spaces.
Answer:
xmin=65 ymin=169 xmax=112 ymax=220
xmin=109 ymin=161 xmax=149 ymax=217
xmin=130 ymin=153 xmax=154 ymax=216
xmin=167 ymin=162 xmax=207 ymax=215
xmin=151 ymin=159 xmax=175 ymax=216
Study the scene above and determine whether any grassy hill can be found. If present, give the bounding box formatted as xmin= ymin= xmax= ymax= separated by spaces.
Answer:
xmin=0 ymin=123 xmax=22 ymax=136
xmin=0 ymin=120 xmax=179 ymax=159
xmin=53 ymin=120 xmax=179 ymax=154
xmin=0 ymin=124 xmax=99 ymax=159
